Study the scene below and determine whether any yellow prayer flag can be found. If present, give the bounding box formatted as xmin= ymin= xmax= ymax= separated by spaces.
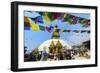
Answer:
xmin=60 ymin=29 xmax=64 ymax=32
xmin=24 ymin=17 xmax=30 ymax=22
xmin=76 ymin=30 xmax=81 ymax=33
xmin=30 ymin=24 xmax=40 ymax=31
xmin=64 ymin=14 xmax=67 ymax=18
xmin=44 ymin=12 xmax=50 ymax=24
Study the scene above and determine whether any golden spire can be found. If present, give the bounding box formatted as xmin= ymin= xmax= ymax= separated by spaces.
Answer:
xmin=52 ymin=25 xmax=60 ymax=39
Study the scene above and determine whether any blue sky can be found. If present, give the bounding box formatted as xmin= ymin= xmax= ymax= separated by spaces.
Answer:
xmin=24 ymin=11 xmax=90 ymax=52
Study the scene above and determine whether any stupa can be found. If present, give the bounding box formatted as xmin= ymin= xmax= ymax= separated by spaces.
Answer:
xmin=38 ymin=25 xmax=72 ymax=53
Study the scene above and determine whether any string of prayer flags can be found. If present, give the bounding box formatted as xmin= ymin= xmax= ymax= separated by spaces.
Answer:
xmin=24 ymin=23 xmax=90 ymax=34
xmin=24 ymin=16 xmax=91 ymax=33
xmin=56 ymin=29 xmax=90 ymax=33
xmin=59 ymin=13 xmax=90 ymax=27
xmin=25 ymin=12 xmax=90 ymax=27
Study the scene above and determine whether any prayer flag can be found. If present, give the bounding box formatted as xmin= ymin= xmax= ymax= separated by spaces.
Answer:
xmin=30 ymin=24 xmax=40 ymax=31
xmin=43 ymin=12 xmax=51 ymax=23
xmin=36 ymin=16 xmax=44 ymax=23
xmin=24 ymin=17 xmax=30 ymax=22
xmin=81 ymin=30 xmax=87 ymax=33
xmin=39 ymin=25 xmax=45 ymax=31
xmin=24 ymin=27 xmax=30 ymax=30
xmin=73 ymin=30 xmax=80 ymax=33
xmin=66 ymin=30 xmax=71 ymax=32
xmin=87 ymin=30 xmax=90 ymax=33
xmin=60 ymin=29 xmax=64 ymax=32
xmin=24 ymin=22 xmax=30 ymax=27
xmin=45 ymin=26 xmax=53 ymax=33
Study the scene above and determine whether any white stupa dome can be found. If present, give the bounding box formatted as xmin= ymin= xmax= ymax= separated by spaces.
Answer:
xmin=38 ymin=39 xmax=72 ymax=53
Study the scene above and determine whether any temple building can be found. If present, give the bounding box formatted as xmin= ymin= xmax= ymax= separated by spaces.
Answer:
xmin=38 ymin=25 xmax=72 ymax=57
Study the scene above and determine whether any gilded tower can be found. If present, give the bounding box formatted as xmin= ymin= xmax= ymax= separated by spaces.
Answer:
xmin=52 ymin=25 xmax=60 ymax=39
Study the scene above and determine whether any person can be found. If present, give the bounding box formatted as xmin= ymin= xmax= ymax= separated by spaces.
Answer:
xmin=78 ymin=46 xmax=84 ymax=57
xmin=49 ymin=49 xmax=58 ymax=61
xmin=38 ymin=51 xmax=42 ymax=60
xmin=65 ymin=50 xmax=72 ymax=60
xmin=40 ymin=46 xmax=48 ymax=61
xmin=28 ymin=52 xmax=37 ymax=61
xmin=58 ymin=47 xmax=66 ymax=60
xmin=70 ymin=50 xmax=75 ymax=59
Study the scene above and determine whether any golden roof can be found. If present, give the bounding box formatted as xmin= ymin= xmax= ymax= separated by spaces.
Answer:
xmin=49 ymin=41 xmax=55 ymax=48
xmin=56 ymin=40 xmax=63 ymax=48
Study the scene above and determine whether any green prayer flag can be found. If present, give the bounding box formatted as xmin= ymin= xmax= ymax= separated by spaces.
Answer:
xmin=39 ymin=25 xmax=45 ymax=31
